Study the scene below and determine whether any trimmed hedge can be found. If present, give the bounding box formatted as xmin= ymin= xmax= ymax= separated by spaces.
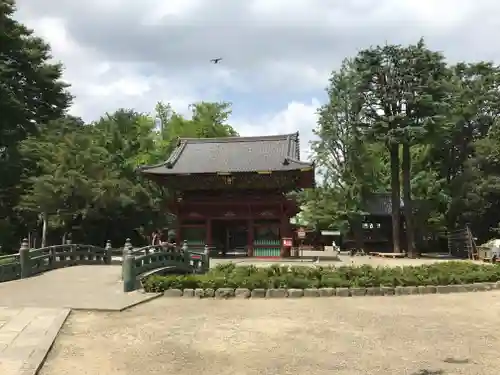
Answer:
xmin=142 ymin=261 xmax=500 ymax=293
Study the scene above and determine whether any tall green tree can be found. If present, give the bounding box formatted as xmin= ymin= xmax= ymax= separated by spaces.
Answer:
xmin=0 ymin=0 xmax=71 ymax=250
xmin=309 ymin=60 xmax=387 ymax=248
xmin=18 ymin=117 xmax=121 ymax=246
xmin=190 ymin=101 xmax=238 ymax=138
xmin=353 ymin=39 xmax=451 ymax=257
xmin=449 ymin=122 xmax=500 ymax=241
xmin=428 ymin=62 xmax=500 ymax=230
xmin=72 ymin=103 xmax=238 ymax=246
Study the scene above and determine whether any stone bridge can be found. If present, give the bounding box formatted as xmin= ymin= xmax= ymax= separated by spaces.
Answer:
xmin=0 ymin=239 xmax=210 ymax=374
xmin=0 ymin=238 xmax=210 ymax=310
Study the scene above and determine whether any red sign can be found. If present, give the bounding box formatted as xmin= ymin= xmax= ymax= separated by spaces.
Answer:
xmin=297 ymin=228 xmax=306 ymax=239
xmin=282 ymin=238 xmax=293 ymax=247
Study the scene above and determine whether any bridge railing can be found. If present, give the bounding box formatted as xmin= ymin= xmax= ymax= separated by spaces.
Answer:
xmin=0 ymin=238 xmax=112 ymax=282
xmin=27 ymin=243 xmax=111 ymax=276
xmin=0 ymin=253 xmax=21 ymax=282
xmin=122 ymin=239 xmax=210 ymax=292
xmin=0 ymin=238 xmax=210 ymax=291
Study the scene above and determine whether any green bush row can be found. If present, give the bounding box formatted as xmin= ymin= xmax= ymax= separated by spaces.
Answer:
xmin=142 ymin=262 xmax=500 ymax=293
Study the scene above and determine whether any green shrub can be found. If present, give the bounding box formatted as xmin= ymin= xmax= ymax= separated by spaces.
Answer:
xmin=320 ymin=276 xmax=350 ymax=288
xmin=142 ymin=275 xmax=174 ymax=292
xmin=142 ymin=262 xmax=500 ymax=293
xmin=211 ymin=262 xmax=236 ymax=275
xmin=196 ymin=275 xmax=226 ymax=289
xmin=230 ymin=273 xmax=269 ymax=289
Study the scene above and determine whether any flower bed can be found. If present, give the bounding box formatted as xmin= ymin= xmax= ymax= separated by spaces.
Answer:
xmin=142 ymin=262 xmax=500 ymax=293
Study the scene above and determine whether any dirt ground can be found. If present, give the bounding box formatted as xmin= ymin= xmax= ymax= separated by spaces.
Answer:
xmin=40 ymin=291 xmax=500 ymax=375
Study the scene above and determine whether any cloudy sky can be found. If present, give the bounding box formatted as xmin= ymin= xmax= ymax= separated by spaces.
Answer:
xmin=14 ymin=0 xmax=500 ymax=159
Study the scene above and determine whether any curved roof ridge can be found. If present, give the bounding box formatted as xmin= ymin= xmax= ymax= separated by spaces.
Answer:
xmin=284 ymin=157 xmax=314 ymax=167
xmin=165 ymin=139 xmax=187 ymax=168
xmin=180 ymin=133 xmax=299 ymax=144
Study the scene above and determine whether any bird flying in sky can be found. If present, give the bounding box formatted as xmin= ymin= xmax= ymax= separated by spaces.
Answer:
xmin=210 ymin=58 xmax=222 ymax=64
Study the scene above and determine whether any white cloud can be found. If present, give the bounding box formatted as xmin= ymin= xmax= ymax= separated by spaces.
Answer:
xmin=12 ymin=0 xmax=500 ymax=158
xmin=142 ymin=0 xmax=203 ymax=25
xmin=235 ymin=99 xmax=320 ymax=160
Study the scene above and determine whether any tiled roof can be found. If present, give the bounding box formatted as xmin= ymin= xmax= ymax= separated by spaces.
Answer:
xmin=139 ymin=132 xmax=313 ymax=175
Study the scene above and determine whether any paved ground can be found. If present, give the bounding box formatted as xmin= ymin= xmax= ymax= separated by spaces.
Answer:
xmin=0 ymin=307 xmax=69 ymax=375
xmin=39 ymin=291 xmax=500 ymax=375
xmin=210 ymin=254 xmax=475 ymax=268
xmin=0 ymin=266 xmax=159 ymax=311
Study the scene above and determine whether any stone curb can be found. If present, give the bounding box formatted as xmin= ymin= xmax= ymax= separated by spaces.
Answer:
xmin=18 ymin=308 xmax=71 ymax=375
xmin=161 ymin=281 xmax=500 ymax=298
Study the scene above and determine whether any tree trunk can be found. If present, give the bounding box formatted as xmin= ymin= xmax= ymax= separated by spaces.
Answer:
xmin=390 ymin=143 xmax=401 ymax=253
xmin=350 ymin=215 xmax=364 ymax=252
xmin=62 ymin=231 xmax=72 ymax=244
xmin=41 ymin=212 xmax=48 ymax=248
xmin=402 ymin=143 xmax=416 ymax=258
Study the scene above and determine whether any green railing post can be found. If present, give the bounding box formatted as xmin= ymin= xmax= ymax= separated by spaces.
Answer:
xmin=105 ymin=240 xmax=112 ymax=265
xmin=122 ymin=238 xmax=132 ymax=279
xmin=19 ymin=238 xmax=30 ymax=279
xmin=203 ymin=244 xmax=210 ymax=273
xmin=182 ymin=240 xmax=190 ymax=266
xmin=48 ymin=246 xmax=55 ymax=268
xmin=65 ymin=239 xmax=74 ymax=264
xmin=123 ymin=252 xmax=135 ymax=292
xmin=124 ymin=238 xmax=132 ymax=255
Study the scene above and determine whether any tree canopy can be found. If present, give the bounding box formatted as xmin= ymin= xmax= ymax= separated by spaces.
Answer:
xmin=0 ymin=0 xmax=71 ymax=250
xmin=2 ymin=0 xmax=500 ymax=254
xmin=305 ymin=38 xmax=500 ymax=253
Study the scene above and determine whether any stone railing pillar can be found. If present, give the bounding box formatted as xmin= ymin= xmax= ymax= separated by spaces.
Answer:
xmin=64 ymin=239 xmax=74 ymax=263
xmin=124 ymin=238 xmax=132 ymax=255
xmin=19 ymin=238 xmax=30 ymax=279
xmin=182 ymin=240 xmax=190 ymax=265
xmin=122 ymin=252 xmax=135 ymax=292
xmin=48 ymin=246 xmax=55 ymax=267
xmin=105 ymin=240 xmax=112 ymax=264
xmin=121 ymin=238 xmax=132 ymax=279
xmin=203 ymin=244 xmax=210 ymax=273
xmin=122 ymin=238 xmax=132 ymax=279
xmin=123 ymin=238 xmax=133 ymax=259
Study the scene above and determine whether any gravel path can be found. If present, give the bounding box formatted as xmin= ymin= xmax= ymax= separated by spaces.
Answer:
xmin=40 ymin=291 xmax=500 ymax=375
